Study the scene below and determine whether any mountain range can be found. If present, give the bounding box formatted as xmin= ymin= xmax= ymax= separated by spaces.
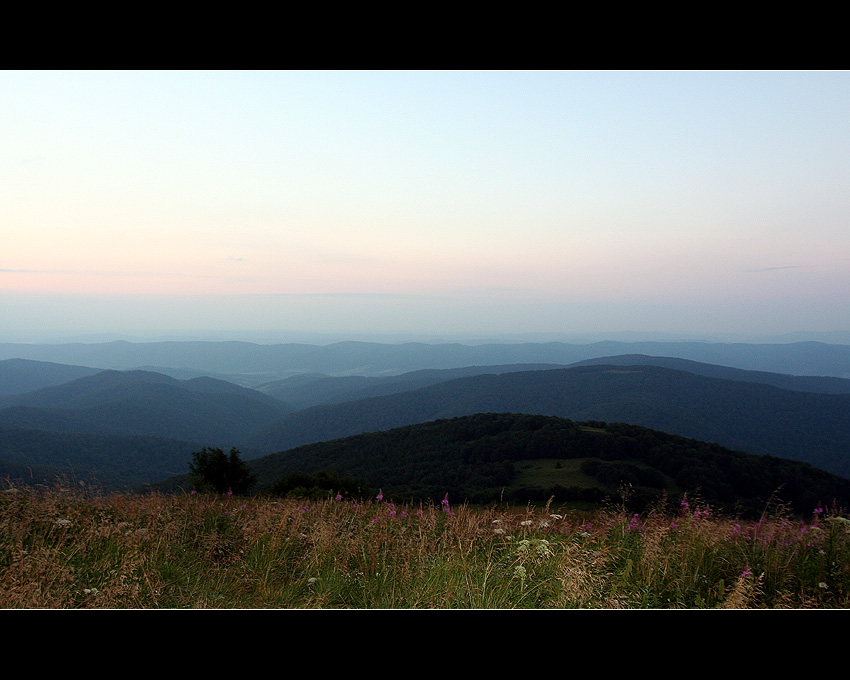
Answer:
xmin=2 ymin=338 xmax=850 ymax=384
xmin=1 ymin=339 xmax=850 ymax=496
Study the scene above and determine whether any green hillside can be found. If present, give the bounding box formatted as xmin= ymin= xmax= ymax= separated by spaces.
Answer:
xmin=0 ymin=425 xmax=203 ymax=490
xmin=247 ymin=364 xmax=850 ymax=479
xmin=243 ymin=413 xmax=850 ymax=518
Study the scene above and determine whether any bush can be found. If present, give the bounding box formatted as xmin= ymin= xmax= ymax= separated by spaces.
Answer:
xmin=270 ymin=470 xmax=370 ymax=500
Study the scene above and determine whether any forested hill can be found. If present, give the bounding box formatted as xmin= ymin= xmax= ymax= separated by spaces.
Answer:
xmin=571 ymin=354 xmax=850 ymax=394
xmin=0 ymin=369 xmax=292 ymax=446
xmin=248 ymin=364 xmax=850 ymax=479
xmin=242 ymin=413 xmax=850 ymax=518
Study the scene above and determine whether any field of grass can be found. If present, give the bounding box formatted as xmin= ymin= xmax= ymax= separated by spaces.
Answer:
xmin=513 ymin=458 xmax=600 ymax=489
xmin=2 ymin=482 xmax=849 ymax=609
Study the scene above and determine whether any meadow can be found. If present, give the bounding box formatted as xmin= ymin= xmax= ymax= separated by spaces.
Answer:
xmin=2 ymin=483 xmax=849 ymax=609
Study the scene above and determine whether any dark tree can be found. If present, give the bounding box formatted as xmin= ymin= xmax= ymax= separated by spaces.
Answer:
xmin=189 ymin=447 xmax=256 ymax=495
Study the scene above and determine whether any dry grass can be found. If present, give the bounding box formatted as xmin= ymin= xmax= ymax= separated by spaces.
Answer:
xmin=2 ymin=484 xmax=849 ymax=609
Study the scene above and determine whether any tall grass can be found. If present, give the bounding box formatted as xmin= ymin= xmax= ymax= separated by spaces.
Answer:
xmin=2 ymin=483 xmax=848 ymax=608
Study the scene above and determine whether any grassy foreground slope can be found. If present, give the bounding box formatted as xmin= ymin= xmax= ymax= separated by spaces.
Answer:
xmin=5 ymin=483 xmax=849 ymax=608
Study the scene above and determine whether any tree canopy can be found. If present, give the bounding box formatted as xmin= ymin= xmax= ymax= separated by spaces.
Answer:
xmin=189 ymin=446 xmax=256 ymax=495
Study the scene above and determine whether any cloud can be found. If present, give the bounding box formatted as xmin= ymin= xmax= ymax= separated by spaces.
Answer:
xmin=1 ymin=268 xmax=64 ymax=274
xmin=745 ymin=265 xmax=805 ymax=273
xmin=247 ymin=292 xmax=437 ymax=300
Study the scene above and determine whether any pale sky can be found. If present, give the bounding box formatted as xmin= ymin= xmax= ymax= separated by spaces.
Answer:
xmin=3 ymin=69 xmax=849 ymax=342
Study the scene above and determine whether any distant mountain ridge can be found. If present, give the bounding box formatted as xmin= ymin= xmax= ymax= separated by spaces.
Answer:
xmin=256 ymin=363 xmax=571 ymax=409
xmin=1 ymin=339 xmax=850 ymax=384
xmin=572 ymin=354 xmax=850 ymax=394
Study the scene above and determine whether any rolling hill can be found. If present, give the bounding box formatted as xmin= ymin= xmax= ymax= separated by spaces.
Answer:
xmin=247 ymin=363 xmax=850 ymax=479
xmin=0 ymin=369 xmax=293 ymax=449
xmin=253 ymin=354 xmax=850 ymax=412
xmin=572 ymin=354 xmax=850 ymax=394
xmin=241 ymin=413 xmax=850 ymax=518
xmin=0 ymin=358 xmax=102 ymax=396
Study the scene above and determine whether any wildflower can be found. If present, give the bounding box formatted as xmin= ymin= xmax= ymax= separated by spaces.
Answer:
xmin=376 ymin=490 xmax=383 ymax=501
xmin=335 ymin=493 xmax=342 ymax=501
xmin=227 ymin=488 xmax=233 ymax=496
xmin=441 ymin=493 xmax=454 ymax=515
xmin=549 ymin=514 xmax=563 ymax=520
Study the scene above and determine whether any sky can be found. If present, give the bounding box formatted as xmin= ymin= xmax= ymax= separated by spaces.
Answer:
xmin=2 ymin=69 xmax=849 ymax=343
